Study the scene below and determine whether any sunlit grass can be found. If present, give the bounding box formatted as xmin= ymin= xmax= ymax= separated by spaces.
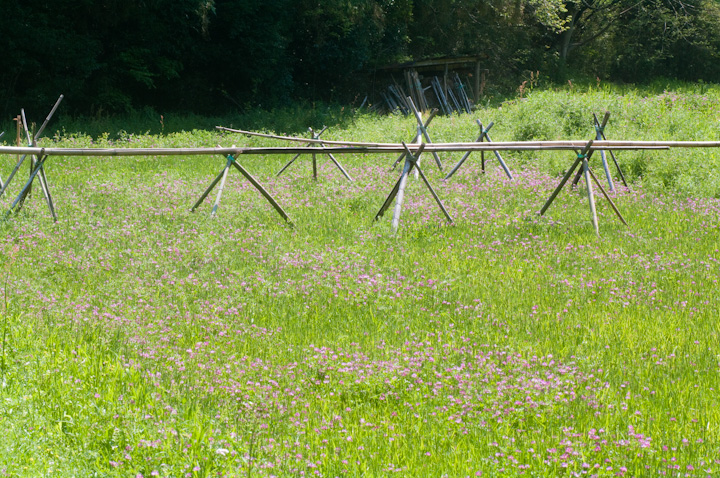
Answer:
xmin=0 ymin=85 xmax=719 ymax=477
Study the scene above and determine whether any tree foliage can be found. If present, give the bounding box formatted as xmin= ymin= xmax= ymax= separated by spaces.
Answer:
xmin=0 ymin=0 xmax=719 ymax=117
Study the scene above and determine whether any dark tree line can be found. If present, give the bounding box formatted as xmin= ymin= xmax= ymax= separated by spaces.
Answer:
xmin=1 ymin=0 xmax=719 ymax=117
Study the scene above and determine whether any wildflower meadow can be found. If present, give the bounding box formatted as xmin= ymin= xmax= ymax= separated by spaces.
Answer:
xmin=0 ymin=84 xmax=719 ymax=477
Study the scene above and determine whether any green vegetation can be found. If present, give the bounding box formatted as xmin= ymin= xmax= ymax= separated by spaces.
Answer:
xmin=0 ymin=86 xmax=719 ymax=476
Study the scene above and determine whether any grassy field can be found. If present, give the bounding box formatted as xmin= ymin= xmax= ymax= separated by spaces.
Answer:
xmin=0 ymin=84 xmax=719 ymax=477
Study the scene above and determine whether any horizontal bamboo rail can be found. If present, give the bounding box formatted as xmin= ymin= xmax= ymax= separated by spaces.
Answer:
xmin=2 ymin=141 xmax=708 ymax=158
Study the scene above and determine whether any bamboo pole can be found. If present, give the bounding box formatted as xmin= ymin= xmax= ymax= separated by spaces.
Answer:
xmin=215 ymin=127 xmax=685 ymax=151
xmin=309 ymin=127 xmax=328 ymax=180
xmin=391 ymin=128 xmax=419 ymax=171
xmin=593 ymin=113 xmax=628 ymax=188
xmin=444 ymin=126 xmax=485 ymax=180
xmin=594 ymin=112 xmax=614 ymax=191
xmin=586 ymin=165 xmax=627 ymax=226
xmin=312 ymin=151 xmax=317 ymax=180
xmin=412 ymin=127 xmax=421 ymax=180
xmin=374 ymin=173 xmax=403 ymax=221
xmin=276 ymin=153 xmax=302 ymax=176
xmin=376 ymin=143 xmax=428 ymax=223
xmin=414 ymin=155 xmax=453 ymax=224
xmin=191 ymin=163 xmax=229 ymax=212
xmin=407 ymin=97 xmax=443 ymax=170
xmin=539 ymin=157 xmax=583 ymax=217
xmin=582 ymin=155 xmax=599 ymax=235
xmin=483 ymin=129 xmax=513 ymax=180
xmin=391 ymin=147 xmax=414 ymax=232
xmin=37 ymin=167 xmax=57 ymax=222
xmin=15 ymin=116 xmax=21 ymax=166
xmin=0 ymin=142 xmax=688 ymax=157
xmin=0 ymin=154 xmax=30 ymax=198
xmin=376 ymin=143 xmax=452 ymax=230
xmin=20 ymin=110 xmax=34 ymax=202
xmin=211 ymin=157 xmax=233 ymax=216
xmin=445 ymin=120 xmax=512 ymax=180
xmin=191 ymin=155 xmax=292 ymax=224
xmin=391 ymin=109 xmax=437 ymax=170
xmin=6 ymin=153 xmax=48 ymax=218
xmin=229 ymin=158 xmax=292 ymax=224
xmin=33 ymin=94 xmax=64 ymax=142
xmin=20 ymin=110 xmax=51 ymax=204
xmin=539 ymin=141 xmax=594 ymax=216
xmin=323 ymin=147 xmax=353 ymax=181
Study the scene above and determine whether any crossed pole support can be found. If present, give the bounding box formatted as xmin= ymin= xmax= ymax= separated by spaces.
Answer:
xmin=276 ymin=126 xmax=352 ymax=181
xmin=375 ymin=142 xmax=453 ymax=232
xmin=1 ymin=95 xmax=64 ymax=222
xmin=445 ymin=120 xmax=513 ymax=180
xmin=593 ymin=112 xmax=628 ymax=189
xmin=572 ymin=112 xmax=629 ymax=191
xmin=391 ymin=108 xmax=437 ymax=171
xmin=407 ymin=98 xmax=443 ymax=171
xmin=191 ymin=151 xmax=292 ymax=224
xmin=539 ymin=139 xmax=628 ymax=236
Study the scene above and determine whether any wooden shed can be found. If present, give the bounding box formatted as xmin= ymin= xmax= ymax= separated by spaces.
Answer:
xmin=372 ymin=55 xmax=488 ymax=114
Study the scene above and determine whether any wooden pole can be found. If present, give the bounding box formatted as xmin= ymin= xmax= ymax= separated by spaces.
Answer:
xmin=390 ymin=142 xmax=421 ymax=232
xmin=376 ymin=143 xmax=451 ymax=230
xmin=445 ymin=120 xmax=512 ymax=180
xmin=20 ymin=110 xmax=34 ymax=202
xmin=310 ymin=126 xmax=353 ymax=181
xmin=14 ymin=116 xmax=21 ymax=166
xmin=374 ymin=173 xmax=403 ymax=221
xmin=539 ymin=140 xmax=594 ymax=216
xmin=413 ymin=155 xmax=453 ymax=223
xmin=391 ymin=129 xmax=419 ymax=171
xmin=6 ymin=153 xmax=48 ymax=217
xmin=593 ymin=112 xmax=615 ymax=191
xmin=607 ymin=145 xmax=628 ymax=188
xmin=33 ymin=94 xmax=64 ymax=142
xmin=484 ymin=130 xmax=513 ymax=180
xmin=191 ymin=162 xmax=230 ymax=212
xmin=309 ymin=127 xmax=327 ymax=181
xmin=586 ymin=165 xmax=628 ymax=226
xmin=211 ymin=157 xmax=233 ymax=216
xmin=375 ymin=143 xmax=427 ymax=223
xmin=229 ymin=158 xmax=292 ymax=224
xmin=36 ymin=167 xmax=57 ymax=222
xmin=323 ymin=147 xmax=353 ymax=181
xmin=215 ymin=126 xmax=677 ymax=151
xmin=408 ymin=97 xmax=443 ymax=171
xmin=582 ymin=155 xmax=599 ymax=236
xmin=192 ymin=155 xmax=291 ymax=223
xmin=391 ymin=109 xmax=437 ymax=170
xmin=276 ymin=153 xmax=302 ymax=176
xmin=412 ymin=70 xmax=428 ymax=112
xmin=20 ymin=110 xmax=51 ymax=203
xmin=0 ymin=155 xmax=29 ymax=198
xmin=593 ymin=113 xmax=629 ymax=188
xmin=444 ymin=125 xmax=484 ymax=180
xmin=0 ymin=142 xmax=681 ymax=157
xmin=3 ymin=96 xmax=64 ymax=219
xmin=312 ymin=151 xmax=317 ymax=180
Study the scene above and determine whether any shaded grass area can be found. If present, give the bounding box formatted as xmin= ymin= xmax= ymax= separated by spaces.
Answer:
xmin=0 ymin=85 xmax=719 ymax=477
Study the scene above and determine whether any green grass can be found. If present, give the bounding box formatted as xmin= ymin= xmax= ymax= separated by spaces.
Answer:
xmin=0 ymin=83 xmax=719 ymax=477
